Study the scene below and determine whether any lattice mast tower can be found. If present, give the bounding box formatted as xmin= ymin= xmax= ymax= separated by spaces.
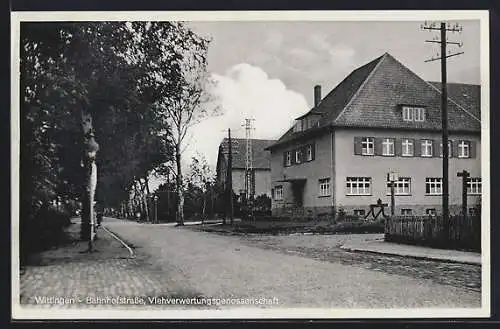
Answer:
xmin=243 ymin=118 xmax=255 ymax=202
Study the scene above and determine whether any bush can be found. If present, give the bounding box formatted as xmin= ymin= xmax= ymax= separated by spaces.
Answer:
xmin=20 ymin=205 xmax=72 ymax=264
xmin=334 ymin=218 xmax=385 ymax=234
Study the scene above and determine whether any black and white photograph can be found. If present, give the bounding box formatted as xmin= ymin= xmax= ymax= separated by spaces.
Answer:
xmin=11 ymin=10 xmax=490 ymax=319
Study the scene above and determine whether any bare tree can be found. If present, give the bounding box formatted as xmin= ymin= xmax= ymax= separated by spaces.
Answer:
xmin=157 ymin=25 xmax=220 ymax=226
xmin=187 ymin=153 xmax=216 ymax=222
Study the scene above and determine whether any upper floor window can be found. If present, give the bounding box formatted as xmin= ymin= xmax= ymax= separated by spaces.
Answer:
xmin=440 ymin=141 xmax=452 ymax=157
xmin=402 ymin=106 xmax=426 ymax=122
xmin=458 ymin=140 xmax=470 ymax=158
xmin=285 ymin=151 xmax=291 ymax=166
xmin=421 ymin=139 xmax=433 ymax=157
xmin=402 ymin=139 xmax=414 ymax=156
xmin=382 ymin=138 xmax=395 ymax=156
xmin=361 ymin=137 xmax=374 ymax=155
xmin=467 ymin=178 xmax=481 ymax=195
xmin=295 ymin=148 xmax=303 ymax=164
xmin=306 ymin=144 xmax=313 ymax=161
xmin=318 ymin=178 xmax=331 ymax=197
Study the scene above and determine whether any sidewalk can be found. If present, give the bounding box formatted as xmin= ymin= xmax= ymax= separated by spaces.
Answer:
xmin=340 ymin=237 xmax=481 ymax=265
xmin=18 ymin=218 xmax=209 ymax=310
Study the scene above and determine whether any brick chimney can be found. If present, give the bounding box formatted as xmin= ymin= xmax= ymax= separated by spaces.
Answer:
xmin=314 ymin=85 xmax=321 ymax=108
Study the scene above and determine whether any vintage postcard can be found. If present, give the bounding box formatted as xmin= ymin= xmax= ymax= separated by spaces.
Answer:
xmin=11 ymin=10 xmax=490 ymax=319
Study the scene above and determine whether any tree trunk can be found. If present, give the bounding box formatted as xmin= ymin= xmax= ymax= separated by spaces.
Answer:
xmin=175 ymin=145 xmax=185 ymax=225
xmin=202 ymin=191 xmax=206 ymax=224
xmin=145 ymin=176 xmax=154 ymax=223
xmin=80 ymin=110 xmax=99 ymax=252
xmin=141 ymin=179 xmax=150 ymax=223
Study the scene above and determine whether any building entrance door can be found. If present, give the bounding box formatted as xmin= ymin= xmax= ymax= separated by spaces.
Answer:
xmin=291 ymin=180 xmax=305 ymax=208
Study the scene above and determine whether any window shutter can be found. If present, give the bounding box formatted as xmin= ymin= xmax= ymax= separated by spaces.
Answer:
xmin=469 ymin=140 xmax=476 ymax=158
xmin=283 ymin=152 xmax=287 ymax=166
xmin=432 ymin=140 xmax=440 ymax=157
xmin=395 ymin=138 xmax=402 ymax=156
xmin=452 ymin=140 xmax=459 ymax=159
xmin=354 ymin=137 xmax=361 ymax=155
xmin=311 ymin=142 xmax=316 ymax=160
xmin=374 ymin=138 xmax=383 ymax=155
xmin=414 ymin=139 xmax=421 ymax=157
xmin=291 ymin=148 xmax=296 ymax=165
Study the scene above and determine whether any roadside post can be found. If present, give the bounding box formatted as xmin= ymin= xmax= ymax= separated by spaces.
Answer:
xmin=387 ymin=171 xmax=399 ymax=216
xmin=457 ymin=170 xmax=470 ymax=219
xmin=154 ymin=195 xmax=158 ymax=224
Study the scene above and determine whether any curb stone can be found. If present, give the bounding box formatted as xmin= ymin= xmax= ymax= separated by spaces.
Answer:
xmin=340 ymin=244 xmax=481 ymax=265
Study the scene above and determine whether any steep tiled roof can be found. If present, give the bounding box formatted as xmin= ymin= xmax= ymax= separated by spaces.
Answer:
xmin=334 ymin=54 xmax=481 ymax=130
xmin=219 ymin=138 xmax=275 ymax=170
xmin=275 ymin=55 xmax=384 ymax=145
xmin=427 ymin=81 xmax=481 ymax=120
xmin=268 ymin=52 xmax=480 ymax=150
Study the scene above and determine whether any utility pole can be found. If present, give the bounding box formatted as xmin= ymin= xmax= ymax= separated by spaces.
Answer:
xmin=228 ymin=128 xmax=234 ymax=225
xmin=422 ymin=21 xmax=463 ymax=238
xmin=457 ymin=170 xmax=470 ymax=219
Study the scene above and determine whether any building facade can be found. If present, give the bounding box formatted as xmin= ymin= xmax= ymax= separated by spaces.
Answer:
xmin=267 ymin=53 xmax=481 ymax=218
xmin=216 ymin=138 xmax=275 ymax=199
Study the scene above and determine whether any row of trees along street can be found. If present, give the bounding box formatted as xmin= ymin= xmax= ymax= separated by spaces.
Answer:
xmin=20 ymin=22 xmax=219 ymax=259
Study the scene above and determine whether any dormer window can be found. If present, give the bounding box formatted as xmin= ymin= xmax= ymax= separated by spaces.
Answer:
xmin=402 ymin=106 xmax=426 ymax=122
xmin=293 ymin=120 xmax=302 ymax=133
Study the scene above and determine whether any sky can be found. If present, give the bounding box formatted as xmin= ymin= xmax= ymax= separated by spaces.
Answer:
xmin=180 ymin=19 xmax=480 ymax=174
xmin=145 ymin=19 xmax=481 ymax=190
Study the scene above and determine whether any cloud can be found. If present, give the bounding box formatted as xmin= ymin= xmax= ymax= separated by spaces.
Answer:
xmin=309 ymin=33 xmax=356 ymax=69
xmin=263 ymin=30 xmax=284 ymax=52
xmin=186 ymin=63 xmax=309 ymax=169
xmin=288 ymin=48 xmax=318 ymax=65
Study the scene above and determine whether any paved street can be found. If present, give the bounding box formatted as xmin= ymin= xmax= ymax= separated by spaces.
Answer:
xmin=19 ymin=217 xmax=481 ymax=310
xmin=101 ymin=218 xmax=480 ymax=308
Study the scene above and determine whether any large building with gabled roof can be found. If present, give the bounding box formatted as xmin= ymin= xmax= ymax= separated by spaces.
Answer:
xmin=266 ymin=52 xmax=481 ymax=218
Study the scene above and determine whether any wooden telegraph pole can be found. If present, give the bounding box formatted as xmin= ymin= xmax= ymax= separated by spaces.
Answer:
xmin=227 ymin=128 xmax=235 ymax=225
xmin=422 ymin=21 xmax=463 ymax=239
xmin=457 ymin=170 xmax=470 ymax=219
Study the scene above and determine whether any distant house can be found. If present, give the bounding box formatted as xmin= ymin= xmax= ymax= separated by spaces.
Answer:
xmin=266 ymin=52 xmax=481 ymax=218
xmin=216 ymin=138 xmax=276 ymax=199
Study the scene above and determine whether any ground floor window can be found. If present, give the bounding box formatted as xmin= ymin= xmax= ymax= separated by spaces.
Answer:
xmin=468 ymin=207 xmax=481 ymax=217
xmin=401 ymin=208 xmax=413 ymax=216
xmin=346 ymin=177 xmax=371 ymax=195
xmin=353 ymin=209 xmax=366 ymax=217
xmin=467 ymin=177 xmax=482 ymax=195
xmin=426 ymin=208 xmax=437 ymax=216
xmin=425 ymin=178 xmax=442 ymax=195
xmin=387 ymin=177 xmax=411 ymax=195
xmin=318 ymin=178 xmax=331 ymax=197
xmin=274 ymin=185 xmax=283 ymax=200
